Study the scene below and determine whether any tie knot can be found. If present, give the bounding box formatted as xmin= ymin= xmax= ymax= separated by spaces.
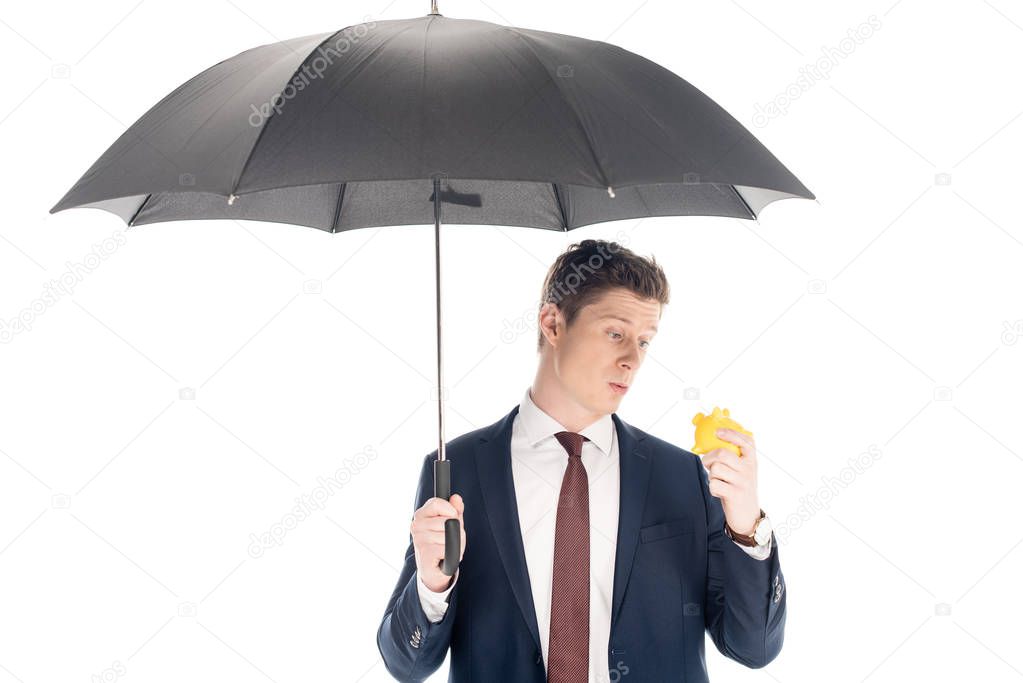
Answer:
xmin=554 ymin=431 xmax=588 ymax=458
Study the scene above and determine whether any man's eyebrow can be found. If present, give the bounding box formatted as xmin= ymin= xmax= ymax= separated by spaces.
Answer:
xmin=600 ymin=314 xmax=658 ymax=333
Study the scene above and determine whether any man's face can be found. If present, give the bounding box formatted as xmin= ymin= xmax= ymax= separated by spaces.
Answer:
xmin=543 ymin=287 xmax=661 ymax=416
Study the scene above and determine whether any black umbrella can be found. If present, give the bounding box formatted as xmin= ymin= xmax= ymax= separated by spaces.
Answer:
xmin=51 ymin=5 xmax=814 ymax=576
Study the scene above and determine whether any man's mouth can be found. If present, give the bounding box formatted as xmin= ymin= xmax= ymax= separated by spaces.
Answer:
xmin=609 ymin=382 xmax=629 ymax=394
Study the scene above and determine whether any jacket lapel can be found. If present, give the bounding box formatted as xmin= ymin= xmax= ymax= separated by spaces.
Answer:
xmin=474 ymin=404 xmax=543 ymax=654
xmin=609 ymin=412 xmax=650 ymax=635
xmin=474 ymin=406 xmax=651 ymax=653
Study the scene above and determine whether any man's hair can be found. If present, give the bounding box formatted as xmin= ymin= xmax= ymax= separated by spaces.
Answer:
xmin=537 ymin=239 xmax=670 ymax=352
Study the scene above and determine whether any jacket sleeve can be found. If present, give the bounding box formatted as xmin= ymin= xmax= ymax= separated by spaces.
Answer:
xmin=418 ymin=567 xmax=459 ymax=623
xmin=697 ymin=455 xmax=786 ymax=669
xmin=376 ymin=452 xmax=461 ymax=682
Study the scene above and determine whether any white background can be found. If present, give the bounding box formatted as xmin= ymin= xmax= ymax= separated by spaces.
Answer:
xmin=2 ymin=0 xmax=1022 ymax=681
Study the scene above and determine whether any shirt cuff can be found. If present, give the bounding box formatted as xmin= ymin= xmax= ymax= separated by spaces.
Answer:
xmin=733 ymin=534 xmax=772 ymax=561
xmin=416 ymin=568 xmax=459 ymax=623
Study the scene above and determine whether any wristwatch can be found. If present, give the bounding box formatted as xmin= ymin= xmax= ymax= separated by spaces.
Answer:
xmin=724 ymin=509 xmax=772 ymax=547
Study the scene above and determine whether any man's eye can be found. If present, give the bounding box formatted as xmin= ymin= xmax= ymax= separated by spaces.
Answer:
xmin=640 ymin=340 xmax=650 ymax=349
xmin=607 ymin=330 xmax=623 ymax=340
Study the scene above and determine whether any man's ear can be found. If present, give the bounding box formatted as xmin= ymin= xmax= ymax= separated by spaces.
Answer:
xmin=538 ymin=302 xmax=560 ymax=349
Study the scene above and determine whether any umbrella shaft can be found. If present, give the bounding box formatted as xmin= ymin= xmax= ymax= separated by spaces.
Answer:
xmin=434 ymin=178 xmax=446 ymax=461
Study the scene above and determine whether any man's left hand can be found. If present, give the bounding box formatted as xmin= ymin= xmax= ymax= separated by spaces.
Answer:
xmin=700 ymin=428 xmax=761 ymax=536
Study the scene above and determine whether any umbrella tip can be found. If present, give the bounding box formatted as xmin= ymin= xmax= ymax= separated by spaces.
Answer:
xmin=228 ymin=193 xmax=238 ymax=206
xmin=607 ymin=186 xmax=615 ymax=198
xmin=429 ymin=0 xmax=441 ymax=15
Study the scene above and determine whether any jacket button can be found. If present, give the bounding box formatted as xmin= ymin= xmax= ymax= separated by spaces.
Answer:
xmin=535 ymin=651 xmax=542 ymax=664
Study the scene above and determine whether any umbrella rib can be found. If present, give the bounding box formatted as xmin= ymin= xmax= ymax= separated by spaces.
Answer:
xmin=502 ymin=26 xmax=611 ymax=189
xmin=127 ymin=193 xmax=153 ymax=227
xmin=227 ymin=27 xmax=356 ymax=200
xmin=330 ymin=183 xmax=347 ymax=233
xmin=730 ymin=185 xmax=757 ymax=221
xmin=551 ymin=183 xmax=569 ymax=231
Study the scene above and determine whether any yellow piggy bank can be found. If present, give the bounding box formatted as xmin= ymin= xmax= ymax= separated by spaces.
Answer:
xmin=691 ymin=407 xmax=752 ymax=457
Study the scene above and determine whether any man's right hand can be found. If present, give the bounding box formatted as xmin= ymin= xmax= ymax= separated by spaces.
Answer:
xmin=411 ymin=494 xmax=466 ymax=593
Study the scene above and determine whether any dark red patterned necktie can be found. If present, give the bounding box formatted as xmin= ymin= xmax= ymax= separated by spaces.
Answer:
xmin=547 ymin=431 xmax=590 ymax=683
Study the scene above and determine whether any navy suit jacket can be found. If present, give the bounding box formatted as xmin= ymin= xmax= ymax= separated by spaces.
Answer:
xmin=377 ymin=404 xmax=787 ymax=682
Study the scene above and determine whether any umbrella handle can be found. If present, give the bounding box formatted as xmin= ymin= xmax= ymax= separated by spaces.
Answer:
xmin=433 ymin=458 xmax=460 ymax=576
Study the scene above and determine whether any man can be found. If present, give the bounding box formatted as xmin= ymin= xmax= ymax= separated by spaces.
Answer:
xmin=377 ymin=239 xmax=786 ymax=682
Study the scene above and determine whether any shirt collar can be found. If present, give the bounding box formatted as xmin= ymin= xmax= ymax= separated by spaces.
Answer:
xmin=518 ymin=386 xmax=614 ymax=457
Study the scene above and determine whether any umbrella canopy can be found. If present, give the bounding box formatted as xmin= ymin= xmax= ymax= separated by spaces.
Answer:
xmin=50 ymin=9 xmax=815 ymax=577
xmin=51 ymin=13 xmax=813 ymax=232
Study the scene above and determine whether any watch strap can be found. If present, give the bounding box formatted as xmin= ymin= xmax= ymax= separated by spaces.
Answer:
xmin=724 ymin=508 xmax=765 ymax=547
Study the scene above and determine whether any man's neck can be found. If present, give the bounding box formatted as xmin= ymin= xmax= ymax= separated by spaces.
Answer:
xmin=528 ymin=382 xmax=605 ymax=434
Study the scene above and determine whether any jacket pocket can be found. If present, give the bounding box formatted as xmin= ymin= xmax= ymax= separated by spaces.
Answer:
xmin=639 ymin=518 xmax=694 ymax=543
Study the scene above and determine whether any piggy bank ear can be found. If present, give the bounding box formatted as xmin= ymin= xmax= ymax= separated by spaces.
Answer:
xmin=722 ymin=408 xmax=730 ymax=417
xmin=692 ymin=413 xmax=704 ymax=425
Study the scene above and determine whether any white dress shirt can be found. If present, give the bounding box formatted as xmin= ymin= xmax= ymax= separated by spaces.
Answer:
xmin=417 ymin=387 xmax=772 ymax=681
